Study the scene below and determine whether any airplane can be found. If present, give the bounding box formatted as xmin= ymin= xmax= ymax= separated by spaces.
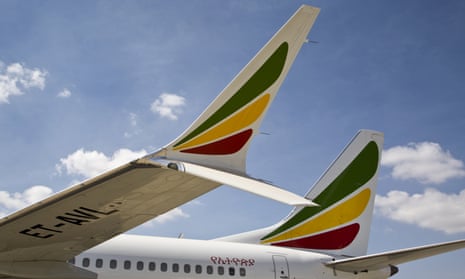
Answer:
xmin=1 ymin=4 xmax=464 ymax=279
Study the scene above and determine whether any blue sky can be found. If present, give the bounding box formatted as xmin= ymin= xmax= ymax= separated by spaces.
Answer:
xmin=1 ymin=0 xmax=465 ymax=278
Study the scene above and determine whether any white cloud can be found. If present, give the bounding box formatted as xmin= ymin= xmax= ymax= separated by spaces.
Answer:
xmin=142 ymin=201 xmax=205 ymax=226
xmin=381 ymin=142 xmax=465 ymax=184
xmin=156 ymin=208 xmax=189 ymax=223
xmin=0 ymin=61 xmax=48 ymax=103
xmin=151 ymin=93 xmax=186 ymax=120
xmin=56 ymin=148 xmax=147 ymax=178
xmin=57 ymin=88 xmax=72 ymax=98
xmin=0 ymin=186 xmax=53 ymax=216
xmin=375 ymin=189 xmax=465 ymax=234
xmin=129 ymin=112 xmax=138 ymax=127
xmin=142 ymin=208 xmax=190 ymax=227
xmin=124 ymin=113 xmax=141 ymax=138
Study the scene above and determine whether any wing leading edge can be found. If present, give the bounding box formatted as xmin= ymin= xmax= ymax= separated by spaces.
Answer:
xmin=0 ymin=160 xmax=219 ymax=262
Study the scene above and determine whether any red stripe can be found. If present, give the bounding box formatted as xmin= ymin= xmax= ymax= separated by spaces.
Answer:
xmin=270 ymin=223 xmax=360 ymax=250
xmin=180 ymin=129 xmax=253 ymax=155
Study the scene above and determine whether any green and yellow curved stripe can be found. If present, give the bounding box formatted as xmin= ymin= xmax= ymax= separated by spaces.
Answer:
xmin=261 ymin=141 xmax=379 ymax=248
xmin=174 ymin=94 xmax=270 ymax=151
xmin=172 ymin=43 xmax=289 ymax=155
xmin=262 ymin=188 xmax=370 ymax=244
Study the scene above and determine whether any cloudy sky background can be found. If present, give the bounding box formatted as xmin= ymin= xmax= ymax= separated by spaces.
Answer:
xmin=1 ymin=0 xmax=465 ymax=278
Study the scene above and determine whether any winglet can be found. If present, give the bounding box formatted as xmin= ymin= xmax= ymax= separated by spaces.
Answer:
xmin=151 ymin=5 xmax=320 ymax=174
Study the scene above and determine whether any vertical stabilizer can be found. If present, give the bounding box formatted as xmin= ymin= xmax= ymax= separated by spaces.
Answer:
xmin=260 ymin=130 xmax=384 ymax=256
xmin=216 ymin=130 xmax=383 ymax=257
xmin=156 ymin=5 xmax=320 ymax=173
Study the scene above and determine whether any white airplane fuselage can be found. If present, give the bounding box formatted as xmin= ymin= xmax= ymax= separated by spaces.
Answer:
xmin=1 ymin=5 xmax=464 ymax=279
xmin=75 ymin=234 xmax=391 ymax=279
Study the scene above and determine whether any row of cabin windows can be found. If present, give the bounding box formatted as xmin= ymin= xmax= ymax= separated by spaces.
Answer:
xmin=74 ymin=258 xmax=246 ymax=276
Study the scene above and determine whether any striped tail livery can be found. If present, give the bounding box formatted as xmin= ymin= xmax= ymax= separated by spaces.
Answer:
xmin=217 ymin=130 xmax=384 ymax=257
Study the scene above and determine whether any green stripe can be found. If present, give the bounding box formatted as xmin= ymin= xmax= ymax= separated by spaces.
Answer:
xmin=174 ymin=42 xmax=289 ymax=147
xmin=262 ymin=141 xmax=379 ymax=240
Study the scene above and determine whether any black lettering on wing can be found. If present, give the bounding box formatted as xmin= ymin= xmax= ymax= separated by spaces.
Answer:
xmin=19 ymin=203 xmax=121 ymax=238
xmin=19 ymin=228 xmax=53 ymax=239
xmin=56 ymin=215 xmax=90 ymax=225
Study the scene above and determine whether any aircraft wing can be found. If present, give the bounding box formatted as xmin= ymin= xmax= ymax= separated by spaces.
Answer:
xmin=325 ymin=238 xmax=465 ymax=273
xmin=0 ymin=159 xmax=218 ymax=262
xmin=0 ymin=158 xmax=312 ymax=263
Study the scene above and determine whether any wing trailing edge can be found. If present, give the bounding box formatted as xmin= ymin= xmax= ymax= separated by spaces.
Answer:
xmin=145 ymin=158 xmax=317 ymax=207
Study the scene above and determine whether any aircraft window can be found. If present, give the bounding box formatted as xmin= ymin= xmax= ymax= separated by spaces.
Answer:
xmin=161 ymin=262 xmax=168 ymax=272
xmin=240 ymin=268 xmax=246 ymax=277
xmin=207 ymin=265 xmax=213 ymax=275
xmin=218 ymin=266 xmax=224 ymax=275
xmin=82 ymin=258 xmax=90 ymax=267
xmin=96 ymin=259 xmax=103 ymax=268
xmin=137 ymin=261 xmax=144 ymax=271
xmin=229 ymin=267 xmax=235 ymax=276
xmin=110 ymin=259 xmax=117 ymax=269
xmin=149 ymin=262 xmax=156 ymax=271
xmin=195 ymin=265 xmax=202 ymax=274
xmin=124 ymin=260 xmax=131 ymax=270
xmin=172 ymin=263 xmax=179 ymax=272
xmin=184 ymin=264 xmax=191 ymax=273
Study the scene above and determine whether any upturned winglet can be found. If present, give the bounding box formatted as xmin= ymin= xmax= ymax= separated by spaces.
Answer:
xmin=150 ymin=5 xmax=320 ymax=174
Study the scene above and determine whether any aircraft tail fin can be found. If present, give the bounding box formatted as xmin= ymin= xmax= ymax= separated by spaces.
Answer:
xmin=260 ymin=130 xmax=383 ymax=256
xmin=153 ymin=5 xmax=319 ymax=174
xmin=216 ymin=130 xmax=384 ymax=257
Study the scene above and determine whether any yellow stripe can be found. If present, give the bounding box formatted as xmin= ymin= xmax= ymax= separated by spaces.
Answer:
xmin=174 ymin=94 xmax=270 ymax=151
xmin=262 ymin=188 xmax=371 ymax=244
